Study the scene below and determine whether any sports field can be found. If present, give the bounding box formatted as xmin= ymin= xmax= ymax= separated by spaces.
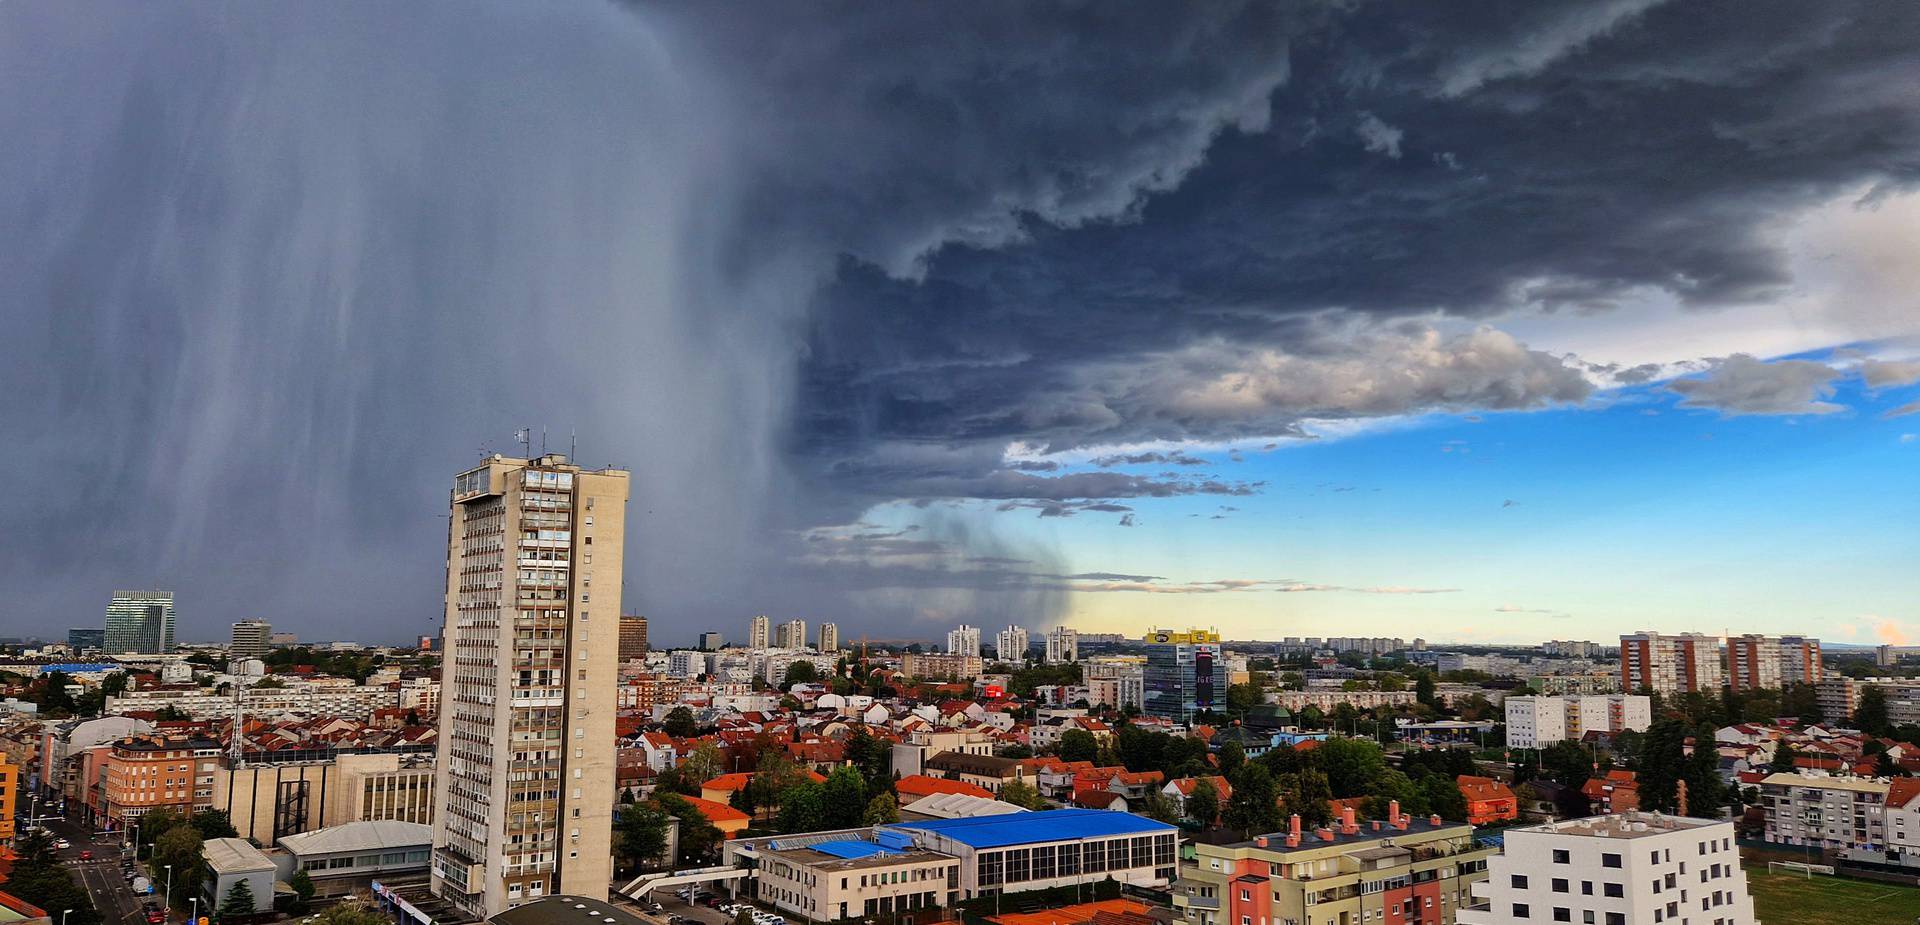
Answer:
xmin=1746 ymin=868 xmax=1920 ymax=924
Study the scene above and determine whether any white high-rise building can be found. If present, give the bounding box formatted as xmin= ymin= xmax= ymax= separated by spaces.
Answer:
xmin=818 ymin=622 xmax=839 ymax=653
xmin=1044 ymin=626 xmax=1078 ymax=663
xmin=1505 ymin=695 xmax=1652 ymax=748
xmin=230 ymin=619 xmax=272 ymax=659
xmin=995 ymin=625 xmax=1029 ymax=662
xmin=1460 ymin=814 xmax=1755 ymax=925
xmin=432 ymin=454 xmax=627 ymax=918
xmin=749 ymin=614 xmax=771 ymax=650
xmin=775 ymin=618 xmax=808 ymax=650
xmin=1619 ymin=631 xmax=1725 ymax=695
xmin=669 ymin=650 xmax=708 ymax=679
xmin=946 ymin=624 xmax=980 ymax=658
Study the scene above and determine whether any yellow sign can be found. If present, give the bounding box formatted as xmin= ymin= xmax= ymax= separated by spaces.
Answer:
xmin=1143 ymin=628 xmax=1219 ymax=644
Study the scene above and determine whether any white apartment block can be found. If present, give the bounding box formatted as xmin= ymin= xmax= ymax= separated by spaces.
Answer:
xmin=775 ymin=619 xmax=809 ymax=650
xmin=819 ymin=622 xmax=840 ymax=653
xmin=1727 ymin=634 xmax=1823 ymax=693
xmin=749 ymin=615 xmax=771 ymax=650
xmin=946 ymin=624 xmax=981 ymax=658
xmin=1461 ymin=814 xmax=1755 ymax=925
xmin=995 ymin=625 xmax=1029 ymax=663
xmin=1619 ymin=632 xmax=1724 ymax=696
xmin=1760 ymin=771 xmax=1889 ymax=857
xmin=1505 ymin=695 xmax=1652 ymax=749
xmin=107 ymin=685 xmax=402 ymax=720
xmin=1044 ymin=626 xmax=1078 ymax=663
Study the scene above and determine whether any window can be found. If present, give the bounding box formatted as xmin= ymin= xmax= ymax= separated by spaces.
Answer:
xmin=1552 ymin=879 xmax=1569 ymax=893
xmin=1512 ymin=904 xmax=1530 ymax=919
xmin=1604 ymin=883 xmax=1623 ymax=898
xmin=1554 ymin=910 xmax=1571 ymax=923
xmin=1581 ymin=882 xmax=1593 ymax=895
xmin=1512 ymin=875 xmax=1529 ymax=889
xmin=1602 ymin=853 xmax=1622 ymax=869
xmin=1553 ymin=849 xmax=1571 ymax=864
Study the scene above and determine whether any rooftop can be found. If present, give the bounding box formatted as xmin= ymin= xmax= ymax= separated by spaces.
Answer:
xmin=202 ymin=837 xmax=275 ymax=874
xmin=1759 ymin=771 xmax=1890 ymax=794
xmin=885 ymin=807 xmax=1175 ymax=849
xmin=489 ymin=896 xmax=649 ymax=925
xmin=764 ymin=838 xmax=952 ymax=871
xmin=1533 ymin=813 xmax=1727 ymax=840
xmin=277 ymin=820 xmax=432 ymax=856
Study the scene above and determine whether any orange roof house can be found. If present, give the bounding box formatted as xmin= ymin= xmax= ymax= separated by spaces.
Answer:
xmin=673 ymin=796 xmax=751 ymax=838
xmin=1457 ymin=775 xmax=1518 ymax=825
xmin=895 ymin=774 xmax=995 ymax=799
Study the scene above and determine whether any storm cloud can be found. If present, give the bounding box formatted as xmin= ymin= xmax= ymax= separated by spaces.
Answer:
xmin=6 ymin=2 xmax=1920 ymax=641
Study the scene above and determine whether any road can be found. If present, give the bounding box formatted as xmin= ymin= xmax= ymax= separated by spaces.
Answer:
xmin=30 ymin=808 xmax=159 ymax=925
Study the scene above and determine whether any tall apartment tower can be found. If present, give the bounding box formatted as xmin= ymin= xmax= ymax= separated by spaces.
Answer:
xmin=748 ymin=615 xmax=771 ymax=650
xmin=1044 ymin=626 xmax=1078 ymax=663
xmin=946 ymin=624 xmax=981 ymax=658
xmin=698 ymin=631 xmax=724 ymax=651
xmin=618 ymin=615 xmax=650 ymax=661
xmin=995 ymin=625 xmax=1029 ymax=662
xmin=431 ymin=454 xmax=627 ymax=918
xmin=230 ymin=619 xmax=272 ymax=658
xmin=774 ymin=618 xmax=808 ymax=650
xmin=818 ymin=622 xmax=839 ymax=653
xmin=1779 ymin=635 xmax=1823 ymax=686
xmin=1142 ymin=628 xmax=1226 ymax=723
xmin=105 ymin=590 xmax=176 ymax=654
xmin=1619 ymin=631 xmax=1724 ymax=696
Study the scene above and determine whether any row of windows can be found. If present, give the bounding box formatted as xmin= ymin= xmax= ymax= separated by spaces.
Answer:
xmin=976 ymin=835 xmax=1176 ymax=887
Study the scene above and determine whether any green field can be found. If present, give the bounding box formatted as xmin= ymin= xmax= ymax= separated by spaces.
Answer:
xmin=1746 ymin=868 xmax=1920 ymax=925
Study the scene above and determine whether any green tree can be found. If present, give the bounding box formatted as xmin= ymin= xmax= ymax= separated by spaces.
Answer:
xmin=1636 ymin=719 xmax=1687 ymax=814
xmin=192 ymin=808 xmax=240 ymax=839
xmin=679 ymin=742 xmax=725 ymax=787
xmin=782 ymin=661 xmax=819 ymax=690
xmin=220 ymin=879 xmax=257 ymax=917
xmin=1680 ymin=722 xmax=1726 ymax=817
xmin=822 ymin=765 xmax=868 ymax=828
xmin=1057 ymin=728 xmax=1099 ymax=763
xmin=862 ymin=791 xmax=900 ymax=825
xmin=1414 ymin=673 xmax=1437 ymax=708
xmin=998 ymin=779 xmax=1046 ymax=810
xmin=1314 ymin=737 xmax=1388 ymax=797
xmin=1217 ymin=741 xmax=1246 ymax=778
xmin=1223 ymin=763 xmax=1283 ymax=835
xmin=1769 ymin=742 xmax=1798 ymax=773
xmin=288 ymin=869 xmax=316 ymax=913
xmin=1185 ymin=778 xmax=1221 ymax=827
xmin=657 ymin=792 xmax=722 ymax=865
xmin=1138 ymin=790 xmax=1182 ymax=823
xmin=1278 ymin=768 xmax=1334 ymax=827
xmin=776 ymin=781 xmax=827 ymax=833
xmin=309 ymin=901 xmax=393 ymax=925
xmin=5 ymin=830 xmax=101 ymax=925
xmin=152 ymin=825 xmax=207 ymax=910
xmin=1225 ymin=683 xmax=1263 ymax=719
xmin=1539 ymin=741 xmax=1596 ymax=788
xmin=1857 ymin=686 xmax=1892 ymax=737
xmin=1418 ymin=774 xmax=1467 ymax=821
xmin=844 ymin=726 xmax=892 ymax=793
xmin=616 ymin=802 xmax=672 ymax=871
xmin=663 ymin=706 xmax=699 ymax=738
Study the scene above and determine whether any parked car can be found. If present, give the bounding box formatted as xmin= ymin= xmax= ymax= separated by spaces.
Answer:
xmin=145 ymin=910 xmax=165 ymax=924
xmin=80 ymin=850 xmax=92 ymax=860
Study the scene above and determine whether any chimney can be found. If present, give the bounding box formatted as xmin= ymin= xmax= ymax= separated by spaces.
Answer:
xmin=1371 ymin=820 xmax=1382 ymax=831
xmin=1316 ymin=827 xmax=1335 ymax=842
xmin=1341 ymin=805 xmax=1358 ymax=835
xmin=1285 ymin=814 xmax=1302 ymax=847
xmin=1254 ymin=836 xmax=1268 ymax=848
xmin=1390 ymin=800 xmax=1406 ymax=829
xmin=1429 ymin=814 xmax=1443 ymax=826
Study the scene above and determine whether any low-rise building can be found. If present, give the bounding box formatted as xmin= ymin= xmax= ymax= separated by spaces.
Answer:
xmin=275 ymin=820 xmax=434 ymax=898
xmin=748 ymin=834 xmax=959 ymax=921
xmin=1459 ymin=813 xmax=1754 ymax=925
xmin=202 ymin=837 xmax=276 ymax=915
xmin=1505 ymin=695 xmax=1652 ymax=749
xmin=1173 ymin=804 xmax=1493 ymax=925
xmin=1759 ymin=771 xmax=1889 ymax=857
xmin=1457 ymin=776 xmax=1517 ymax=826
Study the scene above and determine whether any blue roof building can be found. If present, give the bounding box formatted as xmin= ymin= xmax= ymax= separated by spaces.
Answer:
xmin=879 ymin=808 xmax=1179 ymax=899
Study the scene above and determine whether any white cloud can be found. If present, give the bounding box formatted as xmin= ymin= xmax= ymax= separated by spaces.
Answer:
xmin=1667 ymin=354 xmax=1845 ymax=416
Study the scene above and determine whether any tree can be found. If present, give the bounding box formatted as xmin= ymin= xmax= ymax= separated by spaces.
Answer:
xmin=679 ymin=742 xmax=725 ymax=787
xmin=733 ymin=911 xmax=756 ymax=925
xmin=1138 ymin=790 xmax=1182 ymax=824
xmin=1277 ymin=769 xmax=1334 ymax=827
xmin=1680 ymin=722 xmax=1725 ymax=817
xmin=782 ymin=661 xmax=819 ymax=690
xmin=1540 ymin=741 xmax=1596 ymax=788
xmin=1217 ymin=741 xmax=1246 ymax=778
xmin=862 ymin=792 xmax=900 ymax=825
xmin=1314 ymin=737 xmax=1388 ymax=798
xmin=309 ymin=901 xmax=393 ymax=925
xmin=999 ymin=743 xmax=1034 ymax=759
xmin=1769 ymin=741 xmax=1798 ymax=774
xmin=657 ymin=792 xmax=722 ymax=865
xmin=1223 ymin=763 xmax=1283 ymax=836
xmin=288 ymin=870 xmax=316 ymax=913
xmin=776 ymin=781 xmax=827 ymax=833
xmin=845 ymin=725 xmax=892 ymax=793
xmin=822 ymin=765 xmax=868 ymax=828
xmin=663 ymin=706 xmax=699 ymax=738
xmin=220 ymin=879 xmax=257 ymax=917
xmin=616 ymin=802 xmax=672 ymax=871
xmin=999 ymin=779 xmax=1046 ymax=811
xmin=192 ymin=808 xmax=240 ymax=839
xmin=1636 ymin=720 xmax=1687 ymax=814
xmin=1414 ymin=673 xmax=1437 ymax=708
xmin=1057 ymin=728 xmax=1099 ymax=763
xmin=1225 ymin=683 xmax=1263 ymax=719
xmin=1186 ymin=778 xmax=1221 ymax=827
xmin=153 ymin=826 xmax=207 ymax=910
xmin=1857 ymin=686 xmax=1892 ymax=737
xmin=5 ymin=829 xmax=101 ymax=925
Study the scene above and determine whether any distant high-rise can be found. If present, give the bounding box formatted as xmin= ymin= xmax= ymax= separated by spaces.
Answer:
xmin=818 ymin=622 xmax=839 ymax=653
xmin=1142 ymin=628 xmax=1226 ymax=724
xmin=946 ymin=624 xmax=981 ymax=658
xmin=230 ymin=619 xmax=272 ymax=658
xmin=431 ymin=454 xmax=627 ymax=918
xmin=1727 ymin=634 xmax=1822 ymax=692
xmin=68 ymin=628 xmax=106 ymax=652
xmin=995 ymin=625 xmax=1029 ymax=662
xmin=618 ymin=615 xmax=650 ymax=661
xmin=749 ymin=615 xmax=771 ymax=650
xmin=1044 ymin=626 xmax=1078 ymax=663
xmin=1619 ymin=631 xmax=1724 ymax=696
xmin=104 ymin=590 xmax=175 ymax=654
xmin=269 ymin=631 xmax=299 ymax=647
xmin=698 ymin=631 xmax=724 ymax=651
xmin=775 ymin=618 xmax=808 ymax=650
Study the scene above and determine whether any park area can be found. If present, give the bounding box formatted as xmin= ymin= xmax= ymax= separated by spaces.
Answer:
xmin=1746 ymin=868 xmax=1920 ymax=924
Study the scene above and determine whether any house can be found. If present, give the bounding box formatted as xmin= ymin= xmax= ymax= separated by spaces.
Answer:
xmin=1107 ymin=770 xmax=1165 ymax=801
xmin=1163 ymin=776 xmax=1232 ymax=822
xmin=675 ymin=796 xmax=752 ymax=839
xmin=700 ymin=769 xmax=826 ymax=806
xmin=923 ymin=752 xmax=1028 ymax=794
xmin=1210 ymin=723 xmax=1276 ymax=757
xmin=201 ymin=838 xmax=275 ymax=915
xmin=1582 ymin=769 xmax=1640 ymax=814
xmin=1074 ymin=790 xmax=1130 ymax=812
xmin=1456 ymin=775 xmax=1518 ymax=825
xmin=1514 ymin=779 xmax=1589 ymax=822
xmin=895 ymin=774 xmax=996 ymax=801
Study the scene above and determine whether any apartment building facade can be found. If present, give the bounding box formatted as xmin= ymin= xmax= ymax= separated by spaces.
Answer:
xmin=431 ymin=454 xmax=627 ymax=918
xmin=231 ymin=620 xmax=273 ymax=659
xmin=1504 ymin=695 xmax=1652 ymax=749
xmin=101 ymin=734 xmax=223 ymax=824
xmin=1459 ymin=814 xmax=1755 ymax=925
xmin=749 ymin=615 xmax=771 ymax=650
xmin=1726 ymin=634 xmax=1823 ymax=693
xmin=1759 ymin=771 xmax=1889 ymax=858
xmin=1619 ymin=633 xmax=1724 ymax=696
xmin=618 ymin=615 xmax=649 ymax=661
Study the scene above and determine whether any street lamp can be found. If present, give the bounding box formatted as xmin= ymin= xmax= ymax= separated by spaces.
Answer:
xmin=190 ymin=896 xmax=199 ymax=925
xmin=163 ymin=864 xmax=174 ymax=917
xmin=61 ymin=910 xmax=72 ymax=925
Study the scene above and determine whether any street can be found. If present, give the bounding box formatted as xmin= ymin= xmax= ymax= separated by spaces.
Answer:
xmin=32 ymin=809 xmax=157 ymax=925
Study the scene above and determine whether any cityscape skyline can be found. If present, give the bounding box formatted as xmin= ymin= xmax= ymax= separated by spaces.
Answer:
xmin=7 ymin=5 xmax=1919 ymax=649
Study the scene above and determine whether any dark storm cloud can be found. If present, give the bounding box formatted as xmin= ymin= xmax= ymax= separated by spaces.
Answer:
xmin=6 ymin=1 xmax=1920 ymax=641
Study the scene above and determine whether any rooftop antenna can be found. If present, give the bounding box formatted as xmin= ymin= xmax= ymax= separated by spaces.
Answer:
xmin=515 ymin=428 xmax=532 ymax=458
xmin=570 ymin=429 xmax=577 ymax=462
xmin=541 ymin=426 xmax=549 ymax=456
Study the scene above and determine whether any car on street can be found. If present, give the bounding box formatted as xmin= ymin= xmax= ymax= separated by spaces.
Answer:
xmin=79 ymin=849 xmax=92 ymax=860
xmin=54 ymin=838 xmax=71 ymax=849
xmin=145 ymin=910 xmax=165 ymax=924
